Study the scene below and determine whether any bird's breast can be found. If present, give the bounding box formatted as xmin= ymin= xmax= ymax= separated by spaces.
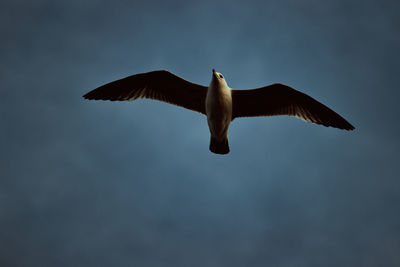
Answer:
xmin=206 ymin=85 xmax=232 ymax=115
xmin=205 ymin=84 xmax=232 ymax=136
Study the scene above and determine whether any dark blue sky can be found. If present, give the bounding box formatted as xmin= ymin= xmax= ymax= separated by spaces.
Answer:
xmin=1 ymin=0 xmax=399 ymax=266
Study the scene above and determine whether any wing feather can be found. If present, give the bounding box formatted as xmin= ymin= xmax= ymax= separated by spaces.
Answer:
xmin=231 ymin=83 xmax=354 ymax=130
xmin=83 ymin=70 xmax=208 ymax=115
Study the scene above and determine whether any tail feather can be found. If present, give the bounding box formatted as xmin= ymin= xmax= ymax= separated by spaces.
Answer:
xmin=209 ymin=136 xmax=230 ymax=154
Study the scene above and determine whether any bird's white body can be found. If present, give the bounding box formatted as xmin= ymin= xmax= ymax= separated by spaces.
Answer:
xmin=205 ymin=70 xmax=232 ymax=154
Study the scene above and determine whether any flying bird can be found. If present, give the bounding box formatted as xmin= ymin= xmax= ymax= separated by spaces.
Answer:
xmin=83 ymin=69 xmax=354 ymax=154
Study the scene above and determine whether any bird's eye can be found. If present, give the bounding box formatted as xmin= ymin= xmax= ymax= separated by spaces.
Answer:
xmin=219 ymin=74 xmax=223 ymax=78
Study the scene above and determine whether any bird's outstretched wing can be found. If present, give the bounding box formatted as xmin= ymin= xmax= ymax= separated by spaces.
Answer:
xmin=231 ymin=83 xmax=355 ymax=130
xmin=83 ymin=70 xmax=208 ymax=115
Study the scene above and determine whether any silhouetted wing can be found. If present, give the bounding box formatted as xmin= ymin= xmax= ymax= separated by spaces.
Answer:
xmin=83 ymin=70 xmax=208 ymax=115
xmin=231 ymin=83 xmax=355 ymax=130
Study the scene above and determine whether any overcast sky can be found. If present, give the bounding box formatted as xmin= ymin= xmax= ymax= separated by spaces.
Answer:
xmin=1 ymin=0 xmax=399 ymax=266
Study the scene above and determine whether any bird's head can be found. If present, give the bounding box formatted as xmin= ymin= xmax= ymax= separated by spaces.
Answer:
xmin=211 ymin=68 xmax=227 ymax=86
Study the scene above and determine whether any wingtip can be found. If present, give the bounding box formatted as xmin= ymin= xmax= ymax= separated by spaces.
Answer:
xmin=83 ymin=89 xmax=104 ymax=100
xmin=82 ymin=92 xmax=93 ymax=100
xmin=343 ymin=120 xmax=355 ymax=131
xmin=83 ymin=91 xmax=102 ymax=100
xmin=340 ymin=123 xmax=355 ymax=131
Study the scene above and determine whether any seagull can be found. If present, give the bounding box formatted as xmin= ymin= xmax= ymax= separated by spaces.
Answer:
xmin=83 ymin=69 xmax=354 ymax=154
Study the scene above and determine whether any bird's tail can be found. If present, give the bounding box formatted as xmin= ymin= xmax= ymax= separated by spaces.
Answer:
xmin=209 ymin=136 xmax=230 ymax=155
